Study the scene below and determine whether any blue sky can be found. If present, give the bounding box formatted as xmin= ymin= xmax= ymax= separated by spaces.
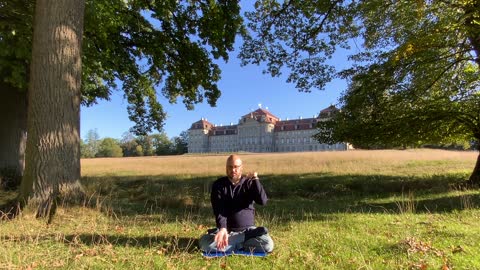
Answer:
xmin=80 ymin=3 xmax=356 ymax=140
xmin=80 ymin=50 xmax=349 ymax=140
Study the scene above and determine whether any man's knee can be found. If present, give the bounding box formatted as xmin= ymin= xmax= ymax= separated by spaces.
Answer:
xmin=243 ymin=234 xmax=274 ymax=253
xmin=263 ymin=236 xmax=274 ymax=253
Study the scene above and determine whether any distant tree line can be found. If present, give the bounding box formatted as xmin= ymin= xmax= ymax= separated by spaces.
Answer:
xmin=80 ymin=129 xmax=188 ymax=158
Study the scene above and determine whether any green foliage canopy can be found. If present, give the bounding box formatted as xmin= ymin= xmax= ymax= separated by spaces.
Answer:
xmin=119 ymin=132 xmax=139 ymax=157
xmin=240 ymin=0 xmax=356 ymax=92
xmin=96 ymin=138 xmax=123 ymax=157
xmin=81 ymin=129 xmax=101 ymax=158
xmin=241 ymin=0 xmax=480 ymax=149
xmin=150 ymin=133 xmax=174 ymax=155
xmin=0 ymin=0 xmax=244 ymax=134
xmin=316 ymin=0 xmax=480 ymax=149
xmin=0 ymin=0 xmax=34 ymax=90
xmin=172 ymin=130 xmax=189 ymax=154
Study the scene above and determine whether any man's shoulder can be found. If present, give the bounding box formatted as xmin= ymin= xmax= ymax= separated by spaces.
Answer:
xmin=213 ymin=176 xmax=229 ymax=186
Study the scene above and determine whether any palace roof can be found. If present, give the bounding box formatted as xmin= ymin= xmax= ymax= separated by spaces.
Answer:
xmin=190 ymin=119 xmax=214 ymax=130
xmin=189 ymin=106 xmax=338 ymax=134
xmin=241 ymin=108 xmax=280 ymax=124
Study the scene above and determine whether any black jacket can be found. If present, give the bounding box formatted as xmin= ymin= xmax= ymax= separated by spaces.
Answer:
xmin=211 ymin=176 xmax=268 ymax=231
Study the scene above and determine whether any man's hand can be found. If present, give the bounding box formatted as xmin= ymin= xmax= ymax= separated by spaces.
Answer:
xmin=214 ymin=228 xmax=229 ymax=251
xmin=246 ymin=172 xmax=259 ymax=180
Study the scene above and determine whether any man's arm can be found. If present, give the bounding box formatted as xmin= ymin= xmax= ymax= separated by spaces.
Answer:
xmin=211 ymin=179 xmax=229 ymax=251
xmin=246 ymin=172 xmax=268 ymax=205
xmin=211 ymin=180 xmax=228 ymax=229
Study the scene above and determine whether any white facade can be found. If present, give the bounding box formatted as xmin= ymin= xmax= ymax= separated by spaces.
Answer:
xmin=188 ymin=106 xmax=350 ymax=153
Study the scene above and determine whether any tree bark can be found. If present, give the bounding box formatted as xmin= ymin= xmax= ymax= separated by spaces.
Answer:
xmin=20 ymin=0 xmax=86 ymax=219
xmin=0 ymin=84 xmax=27 ymax=183
xmin=468 ymin=149 xmax=480 ymax=187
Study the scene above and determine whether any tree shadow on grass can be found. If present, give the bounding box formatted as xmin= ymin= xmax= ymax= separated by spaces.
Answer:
xmin=260 ymin=173 xmax=478 ymax=218
xmin=0 ymin=190 xmax=20 ymax=220
xmin=2 ymin=172 xmax=477 ymax=224
xmin=262 ymin=173 xmax=469 ymax=200
xmin=62 ymin=233 xmax=200 ymax=254
xmin=80 ymin=175 xmax=214 ymax=215
xmin=361 ymin=193 xmax=480 ymax=214
xmin=78 ymin=172 xmax=477 ymax=220
xmin=2 ymin=233 xmax=200 ymax=254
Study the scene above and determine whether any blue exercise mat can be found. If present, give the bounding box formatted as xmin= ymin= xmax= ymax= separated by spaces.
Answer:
xmin=202 ymin=250 xmax=268 ymax=258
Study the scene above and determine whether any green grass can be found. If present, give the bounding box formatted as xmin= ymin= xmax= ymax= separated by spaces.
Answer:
xmin=1 ymin=150 xmax=480 ymax=269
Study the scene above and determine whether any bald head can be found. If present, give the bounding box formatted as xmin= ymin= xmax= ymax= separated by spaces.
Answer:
xmin=226 ymin=154 xmax=241 ymax=165
xmin=226 ymin=155 xmax=243 ymax=183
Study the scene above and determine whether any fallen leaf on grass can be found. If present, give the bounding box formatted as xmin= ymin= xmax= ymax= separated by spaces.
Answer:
xmin=156 ymin=247 xmax=167 ymax=255
xmin=452 ymin=245 xmax=464 ymax=254
xmin=402 ymin=237 xmax=432 ymax=254
xmin=115 ymin=226 xmax=125 ymax=233
xmin=401 ymin=237 xmax=444 ymax=257
xmin=74 ymin=253 xmax=84 ymax=260
xmin=52 ymin=260 xmax=65 ymax=268
xmin=26 ymin=262 xmax=39 ymax=270
xmin=409 ymin=261 xmax=428 ymax=270
xmin=85 ymin=248 xmax=99 ymax=256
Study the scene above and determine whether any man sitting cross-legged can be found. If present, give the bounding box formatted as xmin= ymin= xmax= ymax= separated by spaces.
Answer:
xmin=199 ymin=154 xmax=274 ymax=254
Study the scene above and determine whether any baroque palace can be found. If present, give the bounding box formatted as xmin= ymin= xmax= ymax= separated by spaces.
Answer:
xmin=187 ymin=106 xmax=351 ymax=153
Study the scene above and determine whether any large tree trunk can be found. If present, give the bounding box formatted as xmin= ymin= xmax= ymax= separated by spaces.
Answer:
xmin=19 ymin=0 xmax=86 ymax=220
xmin=468 ymin=145 xmax=480 ymax=187
xmin=0 ymin=84 xmax=27 ymax=186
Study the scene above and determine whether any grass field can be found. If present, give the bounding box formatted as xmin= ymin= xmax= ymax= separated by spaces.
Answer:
xmin=1 ymin=149 xmax=480 ymax=269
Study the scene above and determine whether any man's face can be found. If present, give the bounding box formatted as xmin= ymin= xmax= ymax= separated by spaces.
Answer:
xmin=226 ymin=157 xmax=243 ymax=182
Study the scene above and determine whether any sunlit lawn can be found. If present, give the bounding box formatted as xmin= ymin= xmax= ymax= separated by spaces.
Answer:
xmin=1 ymin=149 xmax=479 ymax=269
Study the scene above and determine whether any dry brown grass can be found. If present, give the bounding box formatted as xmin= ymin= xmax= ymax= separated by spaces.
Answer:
xmin=81 ymin=149 xmax=477 ymax=177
